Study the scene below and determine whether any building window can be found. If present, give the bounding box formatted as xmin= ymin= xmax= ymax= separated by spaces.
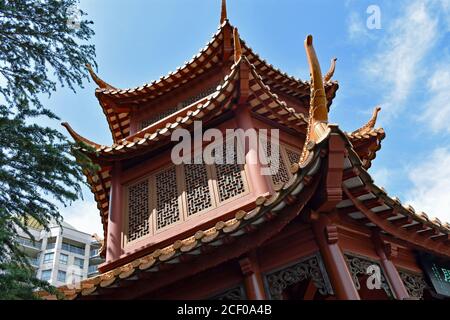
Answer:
xmin=46 ymin=238 xmax=56 ymax=250
xmin=125 ymin=139 xmax=248 ymax=243
xmin=57 ymin=270 xmax=66 ymax=282
xmin=74 ymin=257 xmax=84 ymax=269
xmin=61 ymin=241 xmax=85 ymax=255
xmin=43 ymin=252 xmax=54 ymax=264
xmin=41 ymin=270 xmax=51 ymax=281
xmin=59 ymin=253 xmax=68 ymax=265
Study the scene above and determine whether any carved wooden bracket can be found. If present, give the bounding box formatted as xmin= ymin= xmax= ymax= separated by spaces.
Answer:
xmin=325 ymin=225 xmax=339 ymax=244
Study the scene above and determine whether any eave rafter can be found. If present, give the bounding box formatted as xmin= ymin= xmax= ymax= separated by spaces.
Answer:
xmin=337 ymin=145 xmax=450 ymax=258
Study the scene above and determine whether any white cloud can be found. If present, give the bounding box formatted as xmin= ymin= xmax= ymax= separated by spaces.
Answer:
xmin=405 ymin=148 xmax=450 ymax=224
xmin=420 ymin=67 xmax=450 ymax=133
xmin=59 ymin=199 xmax=103 ymax=236
xmin=370 ymin=167 xmax=392 ymax=190
xmin=347 ymin=11 xmax=372 ymax=40
xmin=363 ymin=0 xmax=438 ymax=118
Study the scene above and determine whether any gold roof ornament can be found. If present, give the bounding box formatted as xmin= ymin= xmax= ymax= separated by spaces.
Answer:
xmin=352 ymin=106 xmax=382 ymax=135
xmin=323 ymin=57 xmax=337 ymax=83
xmin=85 ymin=63 xmax=117 ymax=90
xmin=233 ymin=27 xmax=242 ymax=63
xmin=221 ymin=0 xmax=228 ymax=24
xmin=300 ymin=35 xmax=331 ymax=165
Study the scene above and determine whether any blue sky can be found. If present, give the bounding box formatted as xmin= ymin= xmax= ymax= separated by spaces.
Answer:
xmin=46 ymin=0 xmax=450 ymax=235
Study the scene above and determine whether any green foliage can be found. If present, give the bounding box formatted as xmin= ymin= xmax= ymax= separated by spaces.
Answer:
xmin=0 ymin=0 xmax=96 ymax=299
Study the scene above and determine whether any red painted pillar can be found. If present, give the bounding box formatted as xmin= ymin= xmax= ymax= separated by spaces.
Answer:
xmin=106 ymin=161 xmax=123 ymax=263
xmin=234 ymin=106 xmax=271 ymax=196
xmin=372 ymin=232 xmax=410 ymax=300
xmin=312 ymin=215 xmax=360 ymax=300
xmin=239 ymin=251 xmax=267 ymax=300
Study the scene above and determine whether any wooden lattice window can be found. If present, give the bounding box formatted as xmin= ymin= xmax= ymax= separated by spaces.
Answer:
xmin=183 ymin=163 xmax=214 ymax=216
xmin=214 ymin=139 xmax=247 ymax=203
xmin=124 ymin=142 xmax=249 ymax=244
xmin=127 ymin=179 xmax=150 ymax=242
xmin=155 ymin=166 xmax=181 ymax=230
xmin=260 ymin=137 xmax=301 ymax=189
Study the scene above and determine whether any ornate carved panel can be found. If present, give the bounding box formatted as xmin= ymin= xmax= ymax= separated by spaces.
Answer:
xmin=210 ymin=285 xmax=247 ymax=300
xmin=127 ymin=179 xmax=150 ymax=242
xmin=215 ymin=140 xmax=246 ymax=202
xmin=265 ymin=254 xmax=333 ymax=300
xmin=184 ymin=163 xmax=213 ymax=216
xmin=260 ymin=138 xmax=292 ymax=189
xmin=155 ymin=166 xmax=180 ymax=230
xmin=344 ymin=254 xmax=393 ymax=298
xmin=285 ymin=147 xmax=301 ymax=166
xmin=399 ymin=271 xmax=428 ymax=300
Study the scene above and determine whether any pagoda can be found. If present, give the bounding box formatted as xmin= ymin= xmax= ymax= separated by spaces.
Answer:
xmin=47 ymin=1 xmax=450 ymax=300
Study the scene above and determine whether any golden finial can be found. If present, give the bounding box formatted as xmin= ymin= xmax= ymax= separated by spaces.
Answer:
xmin=323 ymin=57 xmax=337 ymax=82
xmin=300 ymin=35 xmax=330 ymax=165
xmin=85 ymin=63 xmax=117 ymax=90
xmin=233 ymin=27 xmax=242 ymax=63
xmin=221 ymin=0 xmax=228 ymax=24
xmin=352 ymin=107 xmax=382 ymax=135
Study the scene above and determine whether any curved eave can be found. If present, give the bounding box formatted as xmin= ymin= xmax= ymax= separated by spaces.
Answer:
xmin=241 ymin=40 xmax=339 ymax=109
xmin=347 ymin=127 xmax=385 ymax=169
xmin=338 ymin=142 xmax=450 ymax=257
xmin=40 ymin=125 xmax=330 ymax=300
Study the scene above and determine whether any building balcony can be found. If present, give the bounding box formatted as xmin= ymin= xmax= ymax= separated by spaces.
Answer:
xmin=17 ymin=237 xmax=41 ymax=252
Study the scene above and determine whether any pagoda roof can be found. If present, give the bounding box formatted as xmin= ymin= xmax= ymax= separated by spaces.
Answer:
xmin=48 ymin=33 xmax=450 ymax=300
xmin=64 ymin=56 xmax=312 ymax=253
xmin=43 ymin=124 xmax=450 ymax=300
xmin=42 ymin=115 xmax=330 ymax=300
xmin=64 ymin=56 xmax=383 ymax=255
xmin=89 ymin=20 xmax=338 ymax=143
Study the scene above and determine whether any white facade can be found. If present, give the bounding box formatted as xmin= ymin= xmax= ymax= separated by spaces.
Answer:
xmin=16 ymin=220 xmax=103 ymax=287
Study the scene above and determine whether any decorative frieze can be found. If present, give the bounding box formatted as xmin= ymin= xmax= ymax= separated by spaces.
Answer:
xmin=399 ymin=271 xmax=428 ymax=300
xmin=344 ymin=253 xmax=393 ymax=298
xmin=265 ymin=254 xmax=333 ymax=300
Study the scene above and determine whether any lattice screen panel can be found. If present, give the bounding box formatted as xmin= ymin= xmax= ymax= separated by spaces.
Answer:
xmin=285 ymin=148 xmax=301 ymax=166
xmin=184 ymin=163 xmax=213 ymax=216
xmin=155 ymin=166 xmax=181 ymax=230
xmin=215 ymin=140 xmax=246 ymax=202
xmin=127 ymin=179 xmax=150 ymax=242
xmin=260 ymin=138 xmax=290 ymax=188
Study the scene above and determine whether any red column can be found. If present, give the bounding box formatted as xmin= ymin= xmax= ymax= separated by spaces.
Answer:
xmin=239 ymin=251 xmax=267 ymax=300
xmin=106 ymin=161 xmax=123 ymax=263
xmin=234 ymin=106 xmax=271 ymax=196
xmin=312 ymin=215 xmax=360 ymax=300
xmin=372 ymin=232 xmax=410 ymax=300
